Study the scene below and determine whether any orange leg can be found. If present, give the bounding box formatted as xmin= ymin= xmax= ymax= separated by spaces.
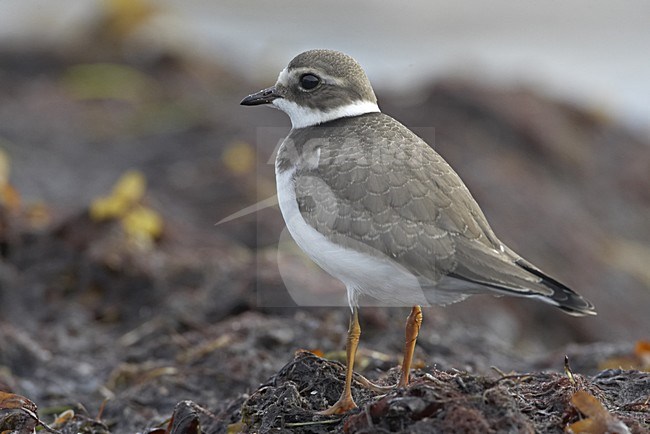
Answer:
xmin=319 ymin=307 xmax=361 ymax=415
xmin=398 ymin=305 xmax=423 ymax=388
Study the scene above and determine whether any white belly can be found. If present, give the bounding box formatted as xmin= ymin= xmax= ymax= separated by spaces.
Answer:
xmin=275 ymin=166 xmax=430 ymax=308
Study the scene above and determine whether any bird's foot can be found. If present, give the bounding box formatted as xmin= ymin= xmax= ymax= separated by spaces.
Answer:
xmin=318 ymin=395 xmax=357 ymax=415
xmin=397 ymin=368 xmax=413 ymax=388
xmin=353 ymin=372 xmax=394 ymax=393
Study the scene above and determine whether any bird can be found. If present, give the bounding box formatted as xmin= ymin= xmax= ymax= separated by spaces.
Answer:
xmin=240 ymin=49 xmax=596 ymax=415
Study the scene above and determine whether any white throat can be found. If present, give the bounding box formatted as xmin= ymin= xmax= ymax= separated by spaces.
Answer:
xmin=272 ymin=99 xmax=380 ymax=129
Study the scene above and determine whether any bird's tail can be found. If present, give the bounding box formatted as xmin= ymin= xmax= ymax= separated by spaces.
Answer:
xmin=514 ymin=259 xmax=596 ymax=316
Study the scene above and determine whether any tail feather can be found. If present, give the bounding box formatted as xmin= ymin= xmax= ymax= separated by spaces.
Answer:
xmin=443 ymin=238 xmax=596 ymax=316
xmin=514 ymin=259 xmax=596 ymax=316
xmin=447 ymin=256 xmax=597 ymax=317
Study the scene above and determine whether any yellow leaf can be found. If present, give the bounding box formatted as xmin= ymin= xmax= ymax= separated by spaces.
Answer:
xmin=121 ymin=205 xmax=163 ymax=240
xmin=0 ymin=185 xmax=21 ymax=211
xmin=222 ymin=142 xmax=256 ymax=175
xmin=112 ymin=170 xmax=146 ymax=204
xmin=0 ymin=148 xmax=9 ymax=187
xmin=90 ymin=170 xmax=146 ymax=221
xmin=598 ymin=340 xmax=650 ymax=371
xmin=0 ymin=149 xmax=21 ymax=211
xmin=52 ymin=409 xmax=75 ymax=428
xmin=634 ymin=340 xmax=650 ymax=358
xmin=566 ymin=390 xmax=630 ymax=434
xmin=90 ymin=196 xmax=127 ymax=220
xmin=102 ymin=0 xmax=157 ymax=39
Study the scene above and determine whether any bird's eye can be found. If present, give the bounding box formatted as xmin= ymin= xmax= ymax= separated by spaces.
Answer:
xmin=299 ymin=74 xmax=320 ymax=90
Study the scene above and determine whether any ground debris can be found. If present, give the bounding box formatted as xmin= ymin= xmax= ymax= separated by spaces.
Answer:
xmin=146 ymin=400 xmax=203 ymax=434
xmin=0 ymin=390 xmax=75 ymax=434
xmin=239 ymin=350 xmax=373 ymax=433
xmin=50 ymin=411 xmax=110 ymax=434
xmin=0 ymin=390 xmax=40 ymax=434
xmin=233 ymin=351 xmax=650 ymax=434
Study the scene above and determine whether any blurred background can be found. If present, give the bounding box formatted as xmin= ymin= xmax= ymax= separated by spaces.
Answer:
xmin=0 ymin=1 xmax=649 ymax=429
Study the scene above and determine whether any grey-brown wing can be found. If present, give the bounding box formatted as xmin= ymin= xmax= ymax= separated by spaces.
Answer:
xmin=292 ymin=113 xmax=528 ymax=286
xmin=290 ymin=113 xmax=595 ymax=315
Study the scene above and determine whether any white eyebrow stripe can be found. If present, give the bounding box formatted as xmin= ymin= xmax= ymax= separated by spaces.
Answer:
xmin=280 ymin=67 xmax=345 ymax=86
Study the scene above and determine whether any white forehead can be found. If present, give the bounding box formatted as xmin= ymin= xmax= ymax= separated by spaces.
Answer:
xmin=277 ymin=67 xmax=290 ymax=86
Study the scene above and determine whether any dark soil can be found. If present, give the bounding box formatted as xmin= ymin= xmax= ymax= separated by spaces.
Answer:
xmin=0 ymin=45 xmax=648 ymax=433
xmin=236 ymin=351 xmax=649 ymax=434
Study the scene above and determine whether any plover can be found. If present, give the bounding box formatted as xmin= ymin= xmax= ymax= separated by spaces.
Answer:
xmin=241 ymin=49 xmax=596 ymax=415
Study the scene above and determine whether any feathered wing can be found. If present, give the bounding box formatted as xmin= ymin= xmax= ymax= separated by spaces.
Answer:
xmin=448 ymin=240 xmax=596 ymax=316
xmin=288 ymin=112 xmax=596 ymax=316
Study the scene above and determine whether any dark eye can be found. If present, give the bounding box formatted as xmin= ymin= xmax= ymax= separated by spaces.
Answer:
xmin=299 ymin=74 xmax=320 ymax=90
